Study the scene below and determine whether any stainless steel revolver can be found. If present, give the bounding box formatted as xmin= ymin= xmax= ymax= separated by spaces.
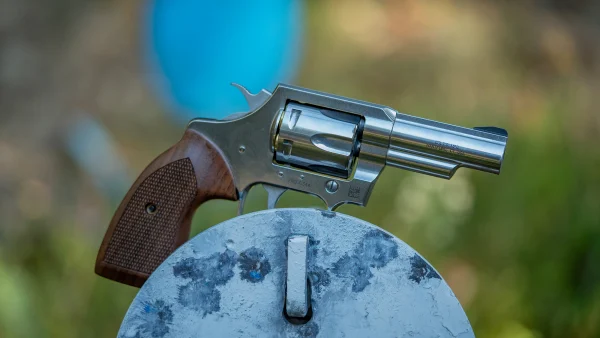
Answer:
xmin=95 ymin=83 xmax=508 ymax=287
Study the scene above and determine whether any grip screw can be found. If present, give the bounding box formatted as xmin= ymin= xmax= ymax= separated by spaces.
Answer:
xmin=145 ymin=203 xmax=158 ymax=214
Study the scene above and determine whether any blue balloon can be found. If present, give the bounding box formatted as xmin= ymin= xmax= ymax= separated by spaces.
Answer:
xmin=144 ymin=0 xmax=304 ymax=121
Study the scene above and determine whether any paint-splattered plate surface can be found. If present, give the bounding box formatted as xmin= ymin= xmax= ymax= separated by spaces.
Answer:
xmin=118 ymin=209 xmax=474 ymax=338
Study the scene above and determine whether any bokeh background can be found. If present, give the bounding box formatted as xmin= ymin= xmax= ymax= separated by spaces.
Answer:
xmin=1 ymin=0 xmax=600 ymax=337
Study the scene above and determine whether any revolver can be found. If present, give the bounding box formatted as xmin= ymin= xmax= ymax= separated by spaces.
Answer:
xmin=96 ymin=83 xmax=508 ymax=287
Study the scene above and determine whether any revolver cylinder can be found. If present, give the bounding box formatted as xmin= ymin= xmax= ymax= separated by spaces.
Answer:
xmin=274 ymin=102 xmax=362 ymax=178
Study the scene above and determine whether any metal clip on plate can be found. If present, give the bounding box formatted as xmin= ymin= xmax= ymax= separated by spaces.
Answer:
xmin=285 ymin=235 xmax=310 ymax=319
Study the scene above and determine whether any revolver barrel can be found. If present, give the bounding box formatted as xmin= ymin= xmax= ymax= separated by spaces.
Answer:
xmin=386 ymin=113 xmax=508 ymax=179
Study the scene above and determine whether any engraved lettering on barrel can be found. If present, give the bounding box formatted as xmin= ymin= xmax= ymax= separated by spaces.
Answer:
xmin=426 ymin=141 xmax=465 ymax=156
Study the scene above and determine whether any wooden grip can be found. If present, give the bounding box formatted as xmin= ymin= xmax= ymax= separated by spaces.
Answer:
xmin=95 ymin=129 xmax=238 ymax=287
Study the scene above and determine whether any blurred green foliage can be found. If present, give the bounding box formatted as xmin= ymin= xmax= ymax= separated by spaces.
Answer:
xmin=1 ymin=0 xmax=600 ymax=337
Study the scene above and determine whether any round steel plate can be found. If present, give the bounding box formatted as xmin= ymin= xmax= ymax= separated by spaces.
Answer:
xmin=119 ymin=208 xmax=474 ymax=338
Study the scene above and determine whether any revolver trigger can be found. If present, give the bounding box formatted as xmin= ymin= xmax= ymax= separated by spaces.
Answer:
xmin=263 ymin=184 xmax=287 ymax=209
xmin=231 ymin=83 xmax=272 ymax=112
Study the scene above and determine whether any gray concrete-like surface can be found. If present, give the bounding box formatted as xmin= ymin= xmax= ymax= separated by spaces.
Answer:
xmin=119 ymin=208 xmax=474 ymax=338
